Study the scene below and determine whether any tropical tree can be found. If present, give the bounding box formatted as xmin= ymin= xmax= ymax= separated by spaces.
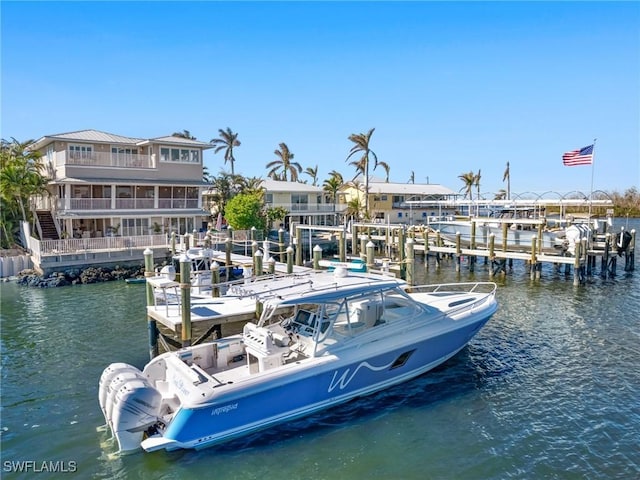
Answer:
xmin=322 ymin=174 xmax=343 ymax=208
xmin=265 ymin=206 xmax=289 ymax=230
xmin=266 ymin=143 xmax=302 ymax=182
xmin=202 ymin=164 xmax=212 ymax=183
xmin=408 ymin=171 xmax=415 ymax=184
xmin=328 ymin=170 xmax=344 ymax=184
xmin=345 ymin=196 xmax=366 ymax=221
xmin=172 ymin=130 xmax=196 ymax=139
xmin=304 ymin=165 xmax=319 ymax=186
xmin=346 ymin=128 xmax=377 ymax=214
xmin=475 ymin=169 xmax=481 ymax=200
xmin=239 ymin=176 xmax=265 ymax=197
xmin=376 ymin=159 xmax=391 ymax=182
xmin=208 ymin=170 xmax=235 ymax=216
xmin=210 ymin=128 xmax=241 ymax=176
xmin=458 ymin=171 xmax=475 ymax=200
xmin=224 ymin=192 xmax=266 ymax=230
xmin=494 ymin=189 xmax=507 ymax=200
xmin=0 ymin=138 xmax=49 ymax=246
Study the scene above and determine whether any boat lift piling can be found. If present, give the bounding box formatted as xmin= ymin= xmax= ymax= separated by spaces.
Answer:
xmin=278 ymin=228 xmax=286 ymax=263
xmin=211 ymin=261 xmax=220 ymax=297
xmin=366 ymin=241 xmax=375 ymax=272
xmin=287 ymin=246 xmax=294 ymax=274
xmin=144 ymin=248 xmax=159 ymax=359
xmin=338 ymin=230 xmax=346 ymax=262
xmin=455 ymin=232 xmax=462 ymax=273
xmin=406 ymin=238 xmax=415 ymax=286
xmin=225 ymin=237 xmax=232 ymax=282
xmin=179 ymin=255 xmax=192 ymax=347
xmin=470 ymin=222 xmax=477 ymax=272
xmin=313 ymin=245 xmax=322 ymax=270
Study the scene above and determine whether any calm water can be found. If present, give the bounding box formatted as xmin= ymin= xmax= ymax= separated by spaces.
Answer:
xmin=1 ymin=219 xmax=639 ymax=479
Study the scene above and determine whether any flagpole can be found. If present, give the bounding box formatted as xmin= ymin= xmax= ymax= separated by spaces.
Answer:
xmin=588 ymin=138 xmax=597 ymax=220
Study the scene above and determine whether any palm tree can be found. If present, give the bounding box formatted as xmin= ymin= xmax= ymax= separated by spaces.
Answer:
xmin=328 ymin=170 xmax=344 ymax=184
xmin=408 ymin=171 xmax=415 ymax=184
xmin=266 ymin=143 xmax=302 ymax=182
xmin=238 ymin=176 xmax=265 ymax=198
xmin=346 ymin=128 xmax=377 ymax=214
xmin=322 ymin=175 xmax=343 ymax=209
xmin=202 ymin=165 xmax=212 ymax=183
xmin=210 ymin=128 xmax=241 ymax=176
xmin=503 ymin=161 xmax=511 ymax=200
xmin=304 ymin=165 xmax=319 ymax=186
xmin=475 ymin=169 xmax=481 ymax=201
xmin=172 ymin=130 xmax=196 ymax=140
xmin=0 ymin=138 xmax=48 ymax=245
xmin=376 ymin=159 xmax=391 ymax=182
xmin=458 ymin=171 xmax=475 ymax=201
xmin=208 ymin=170 xmax=235 ymax=216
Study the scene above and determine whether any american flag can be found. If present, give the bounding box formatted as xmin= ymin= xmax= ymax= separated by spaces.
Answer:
xmin=562 ymin=144 xmax=594 ymax=166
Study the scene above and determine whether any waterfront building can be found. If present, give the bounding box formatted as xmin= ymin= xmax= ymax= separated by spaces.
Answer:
xmin=29 ymin=129 xmax=213 ymax=240
xmin=339 ymin=178 xmax=459 ymax=224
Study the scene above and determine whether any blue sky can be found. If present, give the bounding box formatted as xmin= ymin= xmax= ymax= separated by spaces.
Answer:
xmin=2 ymin=1 xmax=639 ymax=196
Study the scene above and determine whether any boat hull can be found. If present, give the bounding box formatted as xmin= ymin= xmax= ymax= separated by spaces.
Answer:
xmin=430 ymin=221 xmax=564 ymax=251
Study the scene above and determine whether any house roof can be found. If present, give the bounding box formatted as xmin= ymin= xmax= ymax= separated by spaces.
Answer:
xmin=140 ymin=136 xmax=212 ymax=148
xmin=343 ymin=181 xmax=458 ymax=196
xmin=30 ymin=129 xmax=212 ymax=150
xmin=261 ymin=179 xmax=323 ymax=193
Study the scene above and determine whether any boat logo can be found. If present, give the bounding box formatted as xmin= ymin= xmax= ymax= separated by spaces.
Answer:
xmin=328 ymin=360 xmax=395 ymax=392
xmin=212 ymin=403 xmax=238 ymax=416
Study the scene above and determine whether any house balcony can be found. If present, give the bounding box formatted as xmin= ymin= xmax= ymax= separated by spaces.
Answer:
xmin=55 ymin=151 xmax=155 ymax=169
xmin=267 ymin=202 xmax=347 ymax=213
xmin=60 ymin=198 xmax=201 ymax=211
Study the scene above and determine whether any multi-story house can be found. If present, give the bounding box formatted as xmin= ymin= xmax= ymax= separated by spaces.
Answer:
xmin=262 ymin=179 xmax=344 ymax=228
xmin=339 ymin=179 xmax=459 ymax=224
xmin=30 ymin=129 xmax=212 ymax=240
xmin=203 ymin=179 xmax=345 ymax=231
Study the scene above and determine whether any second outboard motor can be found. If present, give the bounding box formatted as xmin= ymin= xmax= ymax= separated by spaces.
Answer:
xmin=616 ymin=230 xmax=632 ymax=256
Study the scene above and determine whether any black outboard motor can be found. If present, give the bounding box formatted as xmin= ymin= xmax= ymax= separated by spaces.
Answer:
xmin=616 ymin=230 xmax=632 ymax=256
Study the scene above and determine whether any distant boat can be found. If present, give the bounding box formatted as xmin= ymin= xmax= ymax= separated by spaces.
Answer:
xmin=124 ymin=277 xmax=146 ymax=284
xmin=429 ymin=207 xmax=567 ymax=253
xmin=98 ymin=269 xmax=498 ymax=454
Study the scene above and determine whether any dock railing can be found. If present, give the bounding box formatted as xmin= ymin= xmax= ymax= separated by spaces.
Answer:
xmin=29 ymin=234 xmax=170 ymax=262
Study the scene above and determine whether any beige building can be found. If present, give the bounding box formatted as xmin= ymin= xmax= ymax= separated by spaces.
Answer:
xmin=30 ymin=129 xmax=212 ymax=239
xmin=339 ymin=179 xmax=459 ymax=224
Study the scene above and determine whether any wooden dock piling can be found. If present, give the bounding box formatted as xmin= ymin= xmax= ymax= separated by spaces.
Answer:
xmin=144 ymin=248 xmax=159 ymax=359
xmin=179 ymin=254 xmax=192 ymax=347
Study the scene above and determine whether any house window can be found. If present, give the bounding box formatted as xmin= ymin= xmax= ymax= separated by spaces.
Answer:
xmin=265 ymin=193 xmax=273 ymax=204
xmin=122 ymin=218 xmax=149 ymax=236
xmin=398 ymin=212 xmax=403 ymax=218
xmin=291 ymin=194 xmax=308 ymax=211
xmin=69 ymin=144 xmax=93 ymax=159
xmin=381 ymin=195 xmax=388 ymax=201
xmin=111 ymin=147 xmax=138 ymax=158
xmin=160 ymin=146 xmax=201 ymax=164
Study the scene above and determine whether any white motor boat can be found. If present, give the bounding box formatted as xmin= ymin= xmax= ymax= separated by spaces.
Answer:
xmin=98 ymin=269 xmax=498 ymax=454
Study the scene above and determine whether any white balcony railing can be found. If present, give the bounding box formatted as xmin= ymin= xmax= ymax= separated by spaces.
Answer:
xmin=267 ymin=202 xmax=346 ymax=213
xmin=58 ymin=151 xmax=155 ymax=169
xmin=30 ymin=234 xmax=169 ymax=258
xmin=63 ymin=198 xmax=200 ymax=211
